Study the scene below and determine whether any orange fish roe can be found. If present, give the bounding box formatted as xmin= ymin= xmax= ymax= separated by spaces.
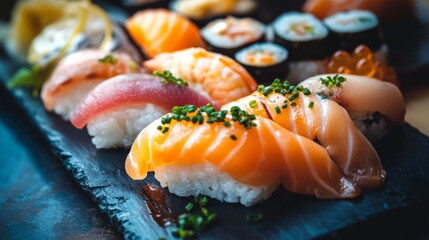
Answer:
xmin=325 ymin=45 xmax=399 ymax=87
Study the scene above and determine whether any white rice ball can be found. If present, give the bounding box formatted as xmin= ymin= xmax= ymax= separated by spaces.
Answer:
xmin=155 ymin=163 xmax=279 ymax=207
xmin=87 ymin=104 xmax=168 ymax=149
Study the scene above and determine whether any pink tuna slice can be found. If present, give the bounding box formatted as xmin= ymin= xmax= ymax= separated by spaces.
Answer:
xmin=70 ymin=73 xmax=218 ymax=129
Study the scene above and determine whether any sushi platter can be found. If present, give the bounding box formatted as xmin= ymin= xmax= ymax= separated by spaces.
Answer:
xmin=1 ymin=0 xmax=429 ymax=239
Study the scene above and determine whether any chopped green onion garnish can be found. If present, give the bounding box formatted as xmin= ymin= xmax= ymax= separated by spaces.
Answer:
xmin=249 ymin=100 xmax=258 ymax=108
xmin=282 ymin=104 xmax=288 ymax=109
xmin=275 ymin=106 xmax=281 ymax=114
xmin=153 ymin=70 xmax=188 ymax=87
xmin=230 ymin=134 xmax=237 ymax=140
xmin=308 ymin=101 xmax=314 ymax=108
xmin=185 ymin=202 xmax=194 ymax=211
xmin=246 ymin=213 xmax=263 ymax=223
xmin=320 ymin=74 xmax=347 ymax=89
xmin=291 ymin=102 xmax=297 ymax=106
xmin=195 ymin=195 xmax=208 ymax=206
xmin=303 ymin=88 xmax=311 ymax=95
xmin=99 ymin=54 xmax=118 ymax=64
xmin=200 ymin=207 xmax=209 ymax=217
xmin=162 ymin=127 xmax=169 ymax=134
xmin=288 ymin=93 xmax=299 ymax=101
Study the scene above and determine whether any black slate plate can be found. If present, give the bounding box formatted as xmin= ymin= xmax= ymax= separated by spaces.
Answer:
xmin=2 ymin=1 xmax=429 ymax=239
xmin=1 ymin=63 xmax=429 ymax=239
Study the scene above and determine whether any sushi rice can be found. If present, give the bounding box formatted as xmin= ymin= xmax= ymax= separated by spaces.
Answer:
xmin=87 ymin=104 xmax=167 ymax=149
xmin=155 ymin=163 xmax=278 ymax=206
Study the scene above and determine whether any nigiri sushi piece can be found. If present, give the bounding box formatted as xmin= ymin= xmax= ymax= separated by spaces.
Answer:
xmin=170 ymin=0 xmax=257 ymax=22
xmin=143 ymin=47 xmax=258 ymax=106
xmin=125 ymin=9 xmax=205 ymax=58
xmin=300 ymin=74 xmax=406 ymax=141
xmin=41 ymin=49 xmax=140 ymax=120
xmin=126 ymin=105 xmax=360 ymax=206
xmin=70 ymin=73 xmax=216 ymax=149
xmin=303 ymin=0 xmax=414 ymax=23
xmin=222 ymin=79 xmax=385 ymax=189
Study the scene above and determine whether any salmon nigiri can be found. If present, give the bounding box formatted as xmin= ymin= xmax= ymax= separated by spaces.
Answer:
xmin=143 ymin=47 xmax=258 ymax=106
xmin=41 ymin=49 xmax=139 ymax=119
xmin=222 ymin=79 xmax=385 ymax=189
xmin=125 ymin=9 xmax=205 ymax=58
xmin=300 ymin=74 xmax=406 ymax=141
xmin=126 ymin=105 xmax=360 ymax=206
xmin=70 ymin=73 xmax=216 ymax=149
xmin=303 ymin=0 xmax=414 ymax=22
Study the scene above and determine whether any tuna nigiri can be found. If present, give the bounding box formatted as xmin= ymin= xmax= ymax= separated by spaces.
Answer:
xmin=41 ymin=49 xmax=139 ymax=119
xmin=300 ymin=74 xmax=406 ymax=141
xmin=143 ymin=47 xmax=258 ymax=106
xmin=70 ymin=73 xmax=216 ymax=149
xmin=222 ymin=79 xmax=385 ymax=189
xmin=125 ymin=9 xmax=205 ymax=58
xmin=126 ymin=105 xmax=360 ymax=206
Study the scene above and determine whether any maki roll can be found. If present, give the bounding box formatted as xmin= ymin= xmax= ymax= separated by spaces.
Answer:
xmin=201 ymin=16 xmax=265 ymax=58
xmin=273 ymin=12 xmax=329 ymax=60
xmin=272 ymin=12 xmax=330 ymax=83
xmin=235 ymin=42 xmax=288 ymax=84
xmin=324 ymin=10 xmax=386 ymax=61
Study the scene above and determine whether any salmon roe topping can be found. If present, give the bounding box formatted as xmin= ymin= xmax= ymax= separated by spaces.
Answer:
xmin=325 ymin=45 xmax=399 ymax=86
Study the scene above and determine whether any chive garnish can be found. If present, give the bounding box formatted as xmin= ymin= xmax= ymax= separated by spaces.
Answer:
xmin=195 ymin=195 xmax=208 ymax=206
xmin=185 ymin=202 xmax=194 ymax=211
xmin=288 ymin=93 xmax=299 ymax=101
xmin=162 ymin=127 xmax=169 ymax=133
xmin=282 ymin=104 xmax=288 ymax=109
xmin=291 ymin=102 xmax=297 ymax=106
xmin=246 ymin=213 xmax=263 ymax=223
xmin=173 ymin=195 xmax=217 ymax=239
xmin=308 ymin=101 xmax=314 ymax=108
xmin=158 ymin=104 xmax=257 ymax=134
xmin=275 ymin=106 xmax=281 ymax=114
xmin=249 ymin=100 xmax=258 ymax=108
xmin=320 ymin=74 xmax=346 ymax=89
xmin=153 ymin=70 xmax=189 ymax=87
xmin=230 ymin=134 xmax=237 ymax=140
xmin=98 ymin=54 xmax=118 ymax=64
xmin=157 ymin=125 xmax=162 ymax=130
xmin=303 ymin=88 xmax=311 ymax=95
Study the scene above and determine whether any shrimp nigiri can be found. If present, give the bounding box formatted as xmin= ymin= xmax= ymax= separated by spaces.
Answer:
xmin=222 ymin=79 xmax=385 ymax=189
xmin=41 ymin=49 xmax=139 ymax=119
xmin=70 ymin=73 xmax=216 ymax=149
xmin=126 ymin=105 xmax=360 ymax=206
xmin=300 ymin=74 xmax=406 ymax=141
xmin=125 ymin=9 xmax=205 ymax=58
xmin=143 ymin=47 xmax=258 ymax=106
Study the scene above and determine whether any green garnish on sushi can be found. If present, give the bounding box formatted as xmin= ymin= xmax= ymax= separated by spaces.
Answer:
xmin=153 ymin=70 xmax=189 ymax=87
xmin=98 ymin=54 xmax=118 ymax=64
xmin=320 ymin=74 xmax=347 ymax=89
xmin=158 ymin=104 xmax=257 ymax=133
xmin=249 ymin=100 xmax=258 ymax=108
